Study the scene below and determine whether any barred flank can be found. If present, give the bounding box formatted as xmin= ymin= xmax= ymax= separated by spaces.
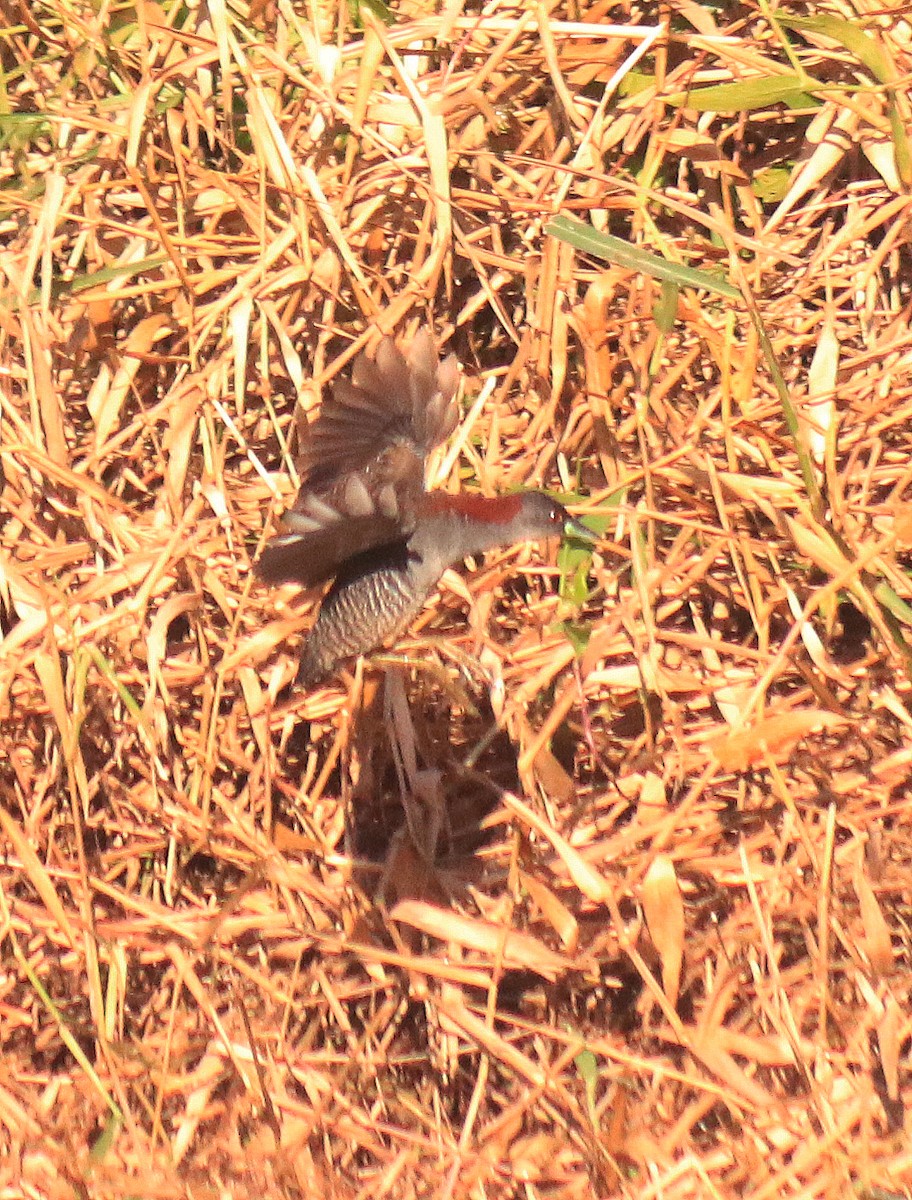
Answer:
xmin=297 ymin=566 xmax=429 ymax=687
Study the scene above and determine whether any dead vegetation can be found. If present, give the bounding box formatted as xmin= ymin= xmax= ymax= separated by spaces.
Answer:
xmin=1 ymin=0 xmax=912 ymax=1195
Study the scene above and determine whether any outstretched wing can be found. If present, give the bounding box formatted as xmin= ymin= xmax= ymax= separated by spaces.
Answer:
xmin=256 ymin=327 xmax=459 ymax=588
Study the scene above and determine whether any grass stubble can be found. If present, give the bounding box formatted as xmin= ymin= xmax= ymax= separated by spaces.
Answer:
xmin=0 ymin=0 xmax=911 ymax=1196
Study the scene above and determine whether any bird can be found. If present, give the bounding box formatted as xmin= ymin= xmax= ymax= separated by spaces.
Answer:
xmin=256 ymin=326 xmax=593 ymax=687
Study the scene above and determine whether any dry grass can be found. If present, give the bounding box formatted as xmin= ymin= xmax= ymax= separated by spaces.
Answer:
xmin=2 ymin=0 xmax=912 ymax=1195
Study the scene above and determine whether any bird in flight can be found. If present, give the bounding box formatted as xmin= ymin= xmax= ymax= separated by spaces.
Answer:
xmin=257 ymin=326 xmax=593 ymax=687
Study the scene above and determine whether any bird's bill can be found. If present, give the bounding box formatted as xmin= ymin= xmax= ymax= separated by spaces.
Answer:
xmin=563 ymin=513 xmax=599 ymax=542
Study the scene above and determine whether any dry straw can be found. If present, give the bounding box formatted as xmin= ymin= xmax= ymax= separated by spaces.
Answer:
xmin=1 ymin=0 xmax=911 ymax=1196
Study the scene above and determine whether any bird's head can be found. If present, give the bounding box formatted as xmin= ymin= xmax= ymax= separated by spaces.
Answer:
xmin=509 ymin=491 xmax=596 ymax=543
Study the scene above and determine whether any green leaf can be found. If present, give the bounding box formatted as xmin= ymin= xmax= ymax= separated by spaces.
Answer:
xmin=666 ymin=73 xmax=823 ymax=113
xmin=617 ymin=70 xmax=656 ymax=99
xmin=874 ymin=580 xmax=912 ymax=628
xmin=889 ymin=100 xmax=912 ymax=188
xmin=348 ymin=0 xmax=395 ymax=27
xmin=558 ymin=539 xmax=593 ymax=607
xmin=745 ymin=300 xmax=822 ymax=517
xmin=88 ymin=1113 xmax=122 ymax=1162
xmin=86 ymin=645 xmax=144 ymax=718
xmin=547 ymin=216 xmax=741 ymax=300
xmin=778 ymin=15 xmax=891 ymax=84
xmin=654 ymin=279 xmax=679 ymax=333
xmin=752 ymin=165 xmax=793 ymax=203
xmin=0 ymin=111 xmax=51 ymax=149
xmin=557 ymin=620 xmax=591 ymax=657
xmin=575 ymin=1047 xmax=600 ymax=1126
xmin=10 ymin=931 xmax=122 ymax=1123
xmin=552 ymin=486 xmax=620 ymax=518
xmin=65 ymin=255 xmax=169 ymax=296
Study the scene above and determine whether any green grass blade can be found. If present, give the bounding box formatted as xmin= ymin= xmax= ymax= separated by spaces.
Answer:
xmin=547 ymin=217 xmax=740 ymax=300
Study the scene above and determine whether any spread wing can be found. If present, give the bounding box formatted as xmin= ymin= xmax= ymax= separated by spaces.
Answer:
xmin=256 ymin=327 xmax=460 ymax=588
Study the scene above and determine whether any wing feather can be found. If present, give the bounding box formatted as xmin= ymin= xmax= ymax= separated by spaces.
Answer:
xmin=257 ymin=326 xmax=459 ymax=588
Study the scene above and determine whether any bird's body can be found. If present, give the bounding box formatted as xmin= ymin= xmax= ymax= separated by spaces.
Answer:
xmin=295 ymin=540 xmax=419 ymax=686
xmin=257 ymin=328 xmax=589 ymax=687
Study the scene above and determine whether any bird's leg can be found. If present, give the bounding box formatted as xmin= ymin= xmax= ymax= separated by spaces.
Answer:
xmin=384 ymin=667 xmax=446 ymax=861
xmin=571 ymin=656 xmax=613 ymax=778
